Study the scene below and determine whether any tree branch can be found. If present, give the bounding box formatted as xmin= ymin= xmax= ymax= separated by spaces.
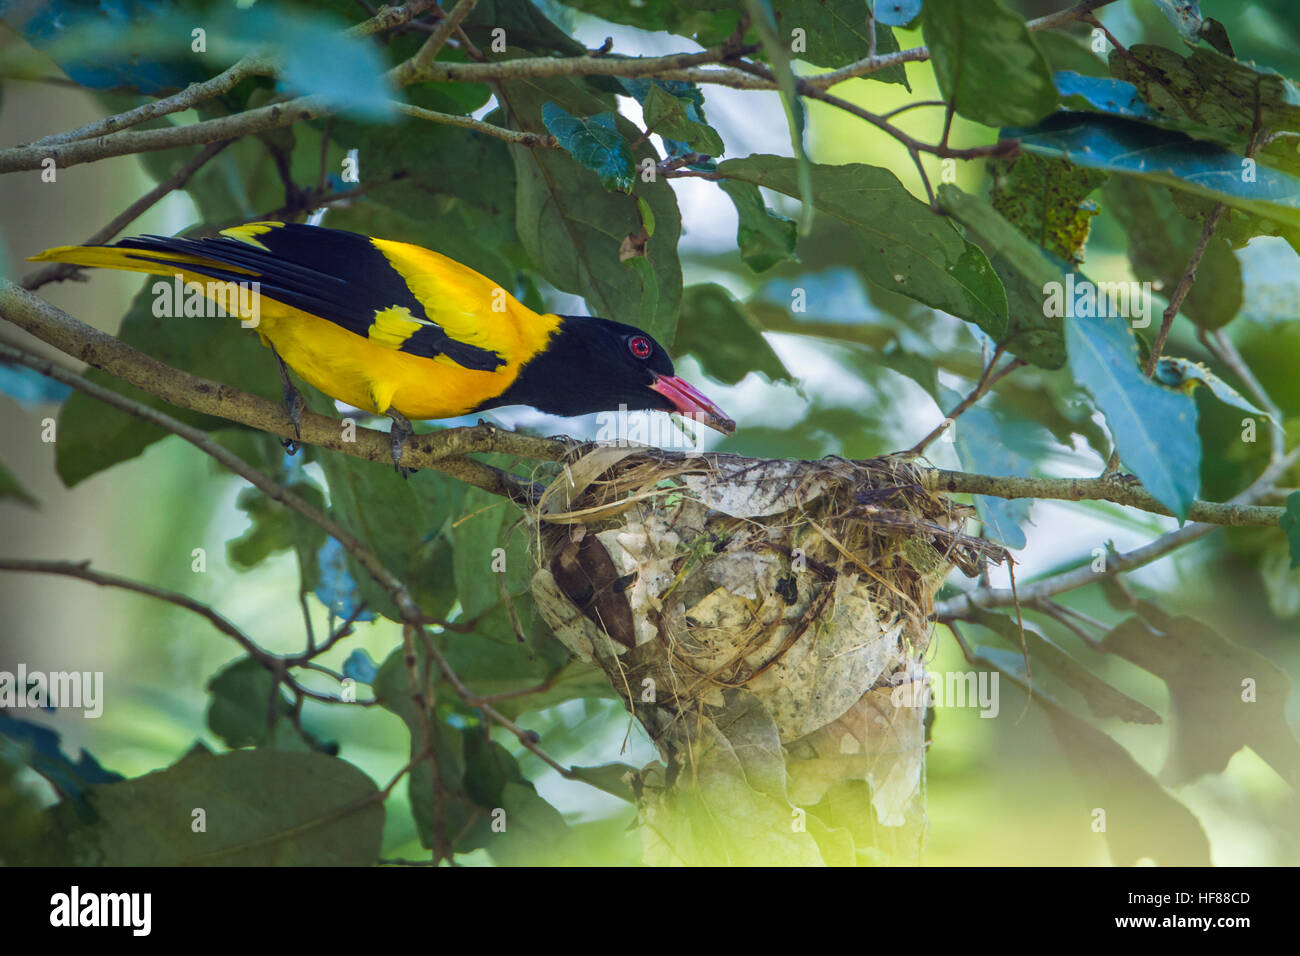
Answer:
xmin=0 ymin=280 xmax=568 ymax=499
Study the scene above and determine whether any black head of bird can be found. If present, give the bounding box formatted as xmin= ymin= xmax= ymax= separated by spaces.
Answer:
xmin=493 ymin=314 xmax=735 ymax=434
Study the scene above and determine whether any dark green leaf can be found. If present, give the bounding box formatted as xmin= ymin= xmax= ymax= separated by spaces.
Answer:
xmin=642 ymin=84 xmax=724 ymax=155
xmin=968 ymin=609 xmax=1161 ymax=724
xmin=718 ymin=179 xmax=798 ymax=272
xmin=1283 ymin=492 xmax=1300 ymax=569
xmin=1104 ymin=605 xmax=1300 ymax=787
xmin=542 ymin=103 xmax=636 ymax=193
xmin=782 ymin=0 xmax=910 ymax=86
xmin=973 ymin=646 xmax=1210 ymax=866
xmin=721 ymin=157 xmax=1008 ymax=336
xmin=1103 ymin=176 xmax=1241 ymax=329
xmin=206 ymin=657 xmax=327 ymax=752
xmin=675 ymin=283 xmax=790 ymax=385
xmin=570 ymin=762 xmax=639 ymax=802
xmin=53 ymin=749 xmax=383 ymax=865
xmin=935 ymin=184 xmax=1065 ymax=368
xmin=922 ymin=0 xmax=1057 ymax=127
xmin=499 ymin=73 xmax=683 ymax=342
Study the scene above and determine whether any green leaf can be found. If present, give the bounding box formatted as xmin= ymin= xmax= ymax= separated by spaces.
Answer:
xmin=570 ymin=762 xmax=639 ymax=802
xmin=1281 ymin=492 xmax=1300 ymax=570
xmin=541 ymin=103 xmax=636 ymax=193
xmin=642 ymin=84 xmax=724 ymax=155
xmin=1065 ymin=310 xmax=1201 ymax=520
xmin=972 ymin=646 xmax=1210 ymax=866
xmin=205 ymin=657 xmax=330 ymax=753
xmin=227 ymin=477 xmax=328 ymax=574
xmin=452 ymin=486 xmax=533 ymax=620
xmin=1154 ymin=357 xmax=1272 ymax=420
xmin=499 ymin=74 xmax=683 ymax=342
xmin=968 ymin=610 xmax=1161 ymax=724
xmin=1007 ymin=113 xmax=1300 ymax=231
xmin=935 ymin=184 xmax=1065 ymax=368
xmin=1102 ymin=176 xmax=1242 ymax=329
xmin=718 ymin=179 xmax=798 ymax=272
xmin=1104 ymin=605 xmax=1300 ymax=787
xmin=315 ymin=439 xmax=464 ymax=622
xmin=990 ymin=153 xmax=1107 ymax=265
xmin=462 ymin=0 xmax=589 ymax=57
xmin=784 ymin=0 xmax=910 ymax=86
xmin=922 ymin=0 xmax=1057 ymax=127
xmin=721 ymin=157 xmax=1008 ymax=337
xmin=0 ymin=460 xmax=37 ymax=508
xmin=675 ymin=284 xmax=791 ymax=385
xmin=746 ymin=0 xmax=815 ymax=235
xmin=52 ymin=749 xmax=383 ymax=865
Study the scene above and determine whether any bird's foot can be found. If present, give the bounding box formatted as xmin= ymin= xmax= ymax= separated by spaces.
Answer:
xmin=273 ymin=346 xmax=305 ymax=455
xmin=388 ymin=410 xmax=415 ymax=479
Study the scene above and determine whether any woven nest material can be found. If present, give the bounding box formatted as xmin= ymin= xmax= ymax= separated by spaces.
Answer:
xmin=527 ymin=446 xmax=1007 ymax=862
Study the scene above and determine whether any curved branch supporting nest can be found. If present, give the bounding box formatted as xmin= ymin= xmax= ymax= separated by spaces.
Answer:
xmin=526 ymin=447 xmax=1007 ymax=864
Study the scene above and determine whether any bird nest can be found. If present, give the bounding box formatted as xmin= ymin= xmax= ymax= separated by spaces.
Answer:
xmin=527 ymin=446 xmax=1007 ymax=864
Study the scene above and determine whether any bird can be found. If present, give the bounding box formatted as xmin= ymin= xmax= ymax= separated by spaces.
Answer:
xmin=30 ymin=221 xmax=735 ymax=471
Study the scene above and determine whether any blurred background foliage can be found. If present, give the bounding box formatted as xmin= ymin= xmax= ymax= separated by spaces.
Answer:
xmin=0 ymin=0 xmax=1298 ymax=865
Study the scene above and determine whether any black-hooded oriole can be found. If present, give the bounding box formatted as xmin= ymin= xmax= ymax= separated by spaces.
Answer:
xmin=31 ymin=220 xmax=734 ymax=467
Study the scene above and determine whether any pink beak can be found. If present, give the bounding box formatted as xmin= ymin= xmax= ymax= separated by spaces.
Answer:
xmin=649 ymin=374 xmax=736 ymax=435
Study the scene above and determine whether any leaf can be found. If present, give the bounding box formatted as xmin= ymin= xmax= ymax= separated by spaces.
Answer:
xmin=452 ymin=486 xmax=533 ymax=620
xmin=1154 ymin=357 xmax=1272 ymax=420
xmin=718 ymin=179 xmax=798 ymax=273
xmin=922 ymin=0 xmax=1057 ymax=127
xmin=1150 ymin=0 xmax=1205 ymax=46
xmin=721 ymin=157 xmax=1008 ymax=337
xmin=313 ymin=537 xmax=378 ymax=622
xmin=341 ymin=649 xmax=379 ymax=685
xmin=1065 ymin=310 xmax=1201 ymax=520
xmin=1103 ymin=606 xmax=1300 ymax=787
xmin=314 ymin=440 xmax=464 ymax=622
xmin=227 ymin=475 xmax=328 ymax=577
xmin=1283 ymin=492 xmax=1300 ymax=570
xmin=990 ymin=153 xmax=1107 ymax=265
xmin=642 ymin=84 xmax=724 ymax=156
xmin=943 ymin=386 xmax=1034 ymax=550
xmin=783 ymin=0 xmax=910 ymax=86
xmin=746 ymin=0 xmax=815 ymax=235
xmin=1007 ymin=113 xmax=1300 ymax=231
xmin=0 ymin=712 xmax=121 ymax=818
xmin=674 ymin=284 xmax=790 ymax=385
xmin=968 ymin=610 xmax=1161 ymax=724
xmin=207 ymin=657 xmax=331 ymax=752
xmin=935 ymin=184 xmax=1065 ymax=368
xmin=499 ymin=73 xmax=683 ymax=343
xmin=54 ymin=749 xmax=383 ymax=865
xmin=541 ymin=103 xmax=636 ymax=193
xmin=1055 ymin=72 xmax=1164 ymax=121
xmin=1102 ymin=176 xmax=1242 ymax=329
xmin=0 ymin=460 xmax=38 ymax=508
xmin=873 ymin=0 xmax=922 ymax=27
xmin=570 ymin=763 xmax=639 ymax=802
xmin=971 ymin=646 xmax=1210 ymax=866
xmin=461 ymin=0 xmax=589 ymax=57
xmin=0 ymin=364 xmax=72 ymax=408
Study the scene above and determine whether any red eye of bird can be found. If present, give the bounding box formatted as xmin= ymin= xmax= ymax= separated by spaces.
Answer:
xmin=628 ymin=335 xmax=653 ymax=359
